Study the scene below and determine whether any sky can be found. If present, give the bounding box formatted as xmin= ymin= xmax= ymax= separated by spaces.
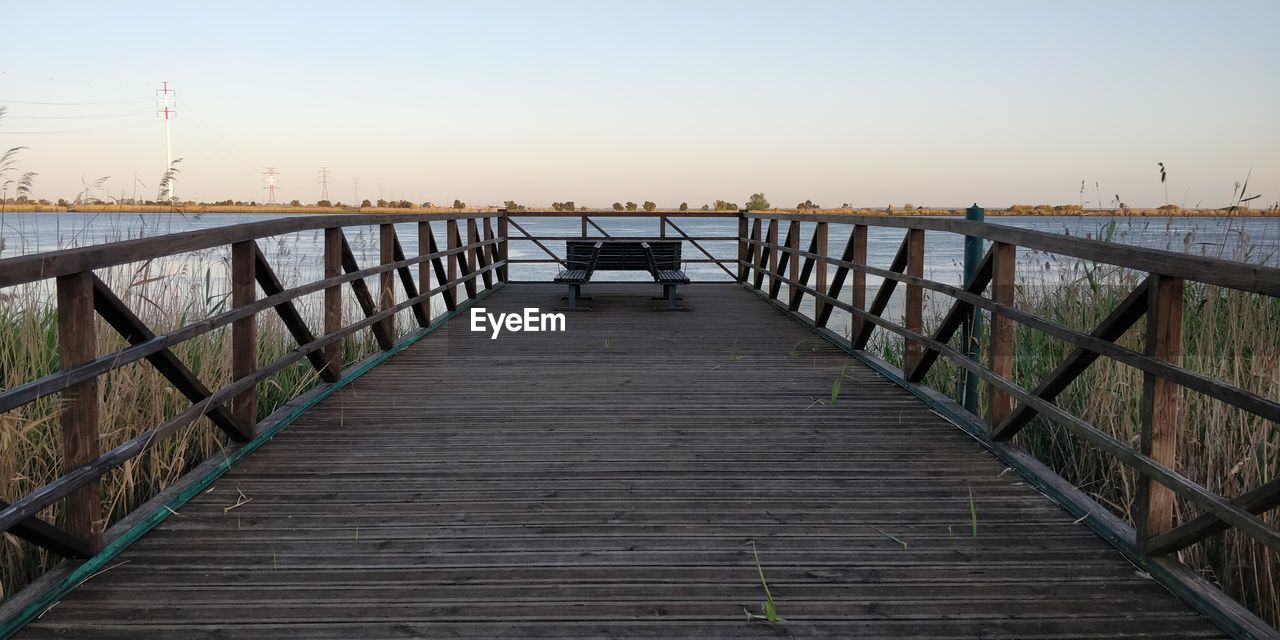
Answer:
xmin=2 ymin=0 xmax=1278 ymax=209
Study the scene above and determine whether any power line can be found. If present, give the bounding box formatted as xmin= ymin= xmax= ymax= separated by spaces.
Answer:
xmin=0 ymin=97 xmax=155 ymax=106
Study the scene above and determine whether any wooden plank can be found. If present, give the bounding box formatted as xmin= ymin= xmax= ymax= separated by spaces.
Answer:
xmin=14 ymin=283 xmax=1228 ymax=640
xmin=991 ymin=277 xmax=1150 ymax=440
xmin=814 ymin=222 xmax=828 ymax=320
xmin=252 ymin=246 xmax=339 ymax=384
xmin=852 ymin=233 xmax=910 ymax=350
xmin=496 ymin=214 xmax=509 ymax=283
xmin=230 ymin=241 xmax=257 ymax=437
xmin=338 ymin=234 xmax=395 ymax=350
xmin=452 ymin=220 xmax=477 ymax=299
xmin=423 ymin=223 xmax=455 ymax=311
xmin=766 ymin=219 xmax=779 ymax=296
xmin=736 ymin=215 xmax=748 ymax=282
xmin=1147 ymin=477 xmax=1280 ymax=555
xmin=479 ymin=216 xmax=495 ymax=289
xmin=323 ymin=228 xmax=343 ymax=379
xmin=790 ymin=226 xmax=819 ymax=312
xmin=1138 ymin=275 xmax=1185 ymax=548
xmin=379 ymin=224 xmax=397 ymax=341
xmin=0 ymin=500 xmax=91 ymax=558
xmin=904 ymin=228 xmax=925 ymax=371
xmin=90 ymin=275 xmax=254 ymax=438
xmin=466 ymin=218 xmax=480 ymax=283
xmin=54 ymin=271 xmax=102 ymax=552
xmin=447 ymin=220 xmax=460 ymax=302
xmin=750 ymin=218 xmax=765 ymax=290
xmin=391 ymin=232 xmax=430 ymax=328
xmin=987 ymin=242 xmax=1016 ymax=427
xmin=905 ymin=250 xmax=993 ymax=384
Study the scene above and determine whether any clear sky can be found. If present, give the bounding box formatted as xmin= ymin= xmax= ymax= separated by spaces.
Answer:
xmin=2 ymin=0 xmax=1277 ymax=209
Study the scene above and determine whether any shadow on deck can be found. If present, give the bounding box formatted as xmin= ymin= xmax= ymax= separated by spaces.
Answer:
xmin=18 ymin=284 xmax=1223 ymax=639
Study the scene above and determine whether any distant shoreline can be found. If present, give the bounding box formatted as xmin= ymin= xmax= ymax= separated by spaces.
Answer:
xmin=0 ymin=203 xmax=1274 ymax=217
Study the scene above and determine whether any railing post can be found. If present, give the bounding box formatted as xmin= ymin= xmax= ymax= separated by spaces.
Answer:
xmin=230 ymin=240 xmax=257 ymax=438
xmin=55 ymin=271 xmax=102 ymax=551
xmin=417 ymin=221 xmax=433 ymax=321
xmin=904 ymin=228 xmax=925 ymax=370
xmin=379 ymin=224 xmax=396 ymax=343
xmin=446 ymin=219 xmax=459 ymax=302
xmin=1138 ymin=274 xmax=1185 ymax=549
xmin=988 ymin=241 xmax=1016 ymax=426
xmin=737 ymin=212 xmax=749 ymax=282
xmin=767 ymin=219 xmax=779 ymax=298
xmin=960 ymin=204 xmax=985 ymax=414
xmin=814 ymin=221 xmax=828 ymax=319
xmin=749 ymin=217 xmax=763 ymax=289
xmin=851 ymin=224 xmax=867 ymax=340
xmin=497 ymin=209 xmax=509 ymax=283
xmin=787 ymin=220 xmax=800 ymax=303
xmin=323 ymin=228 xmax=343 ymax=379
xmin=466 ymin=217 xmax=480 ymax=276
xmin=659 ymin=216 xmax=667 ymax=239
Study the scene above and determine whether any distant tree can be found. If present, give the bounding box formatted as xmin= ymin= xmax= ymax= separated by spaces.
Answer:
xmin=551 ymin=202 xmax=563 ymax=211
xmin=376 ymin=199 xmax=388 ymax=207
xmin=452 ymin=199 xmax=466 ymax=209
xmin=56 ymin=198 xmax=69 ymax=207
xmin=289 ymin=199 xmax=302 ymax=207
xmin=713 ymin=200 xmax=738 ymax=211
xmin=397 ymin=200 xmax=415 ymax=209
xmin=903 ymin=203 xmax=914 ymax=211
xmin=625 ymin=201 xmax=638 ymax=211
xmin=700 ymin=204 xmax=710 ymax=211
xmin=361 ymin=199 xmax=372 ymax=208
xmin=642 ymin=201 xmax=656 ymax=212
xmin=796 ymin=199 xmax=818 ymax=210
xmin=678 ymin=202 xmax=688 ymax=211
xmin=841 ymin=202 xmax=851 ymax=208
xmin=612 ymin=202 xmax=624 ymax=211
xmin=317 ymin=199 xmax=332 ymax=208
xmin=745 ymin=193 xmax=770 ymax=211
xmin=562 ymin=201 xmax=576 ymax=212
xmin=504 ymin=200 xmax=526 ymax=211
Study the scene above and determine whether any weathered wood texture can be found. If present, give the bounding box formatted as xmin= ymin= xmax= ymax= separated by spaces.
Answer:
xmin=17 ymin=284 xmax=1224 ymax=639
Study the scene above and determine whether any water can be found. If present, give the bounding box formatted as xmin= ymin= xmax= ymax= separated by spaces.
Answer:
xmin=1 ymin=210 xmax=1275 ymax=344
xmin=2 ymin=210 xmax=1275 ymax=282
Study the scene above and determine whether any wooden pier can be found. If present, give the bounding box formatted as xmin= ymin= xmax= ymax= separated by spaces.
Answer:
xmin=1 ymin=211 xmax=1276 ymax=638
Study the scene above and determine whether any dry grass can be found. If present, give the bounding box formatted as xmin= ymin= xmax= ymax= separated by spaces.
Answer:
xmin=865 ymin=228 xmax=1278 ymax=627
xmin=0 ymin=244 xmax=407 ymax=601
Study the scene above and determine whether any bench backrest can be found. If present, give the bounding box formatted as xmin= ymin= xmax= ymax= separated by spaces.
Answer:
xmin=565 ymin=240 xmax=682 ymax=271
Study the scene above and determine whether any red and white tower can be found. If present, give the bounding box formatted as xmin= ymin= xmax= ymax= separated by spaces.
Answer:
xmin=263 ymin=167 xmax=279 ymax=204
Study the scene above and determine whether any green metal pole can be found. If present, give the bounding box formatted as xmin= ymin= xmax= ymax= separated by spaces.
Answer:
xmin=960 ymin=203 xmax=984 ymax=413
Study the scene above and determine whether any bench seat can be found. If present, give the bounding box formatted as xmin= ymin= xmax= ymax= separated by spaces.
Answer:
xmin=554 ymin=268 xmax=591 ymax=283
xmin=655 ymin=269 xmax=689 ymax=284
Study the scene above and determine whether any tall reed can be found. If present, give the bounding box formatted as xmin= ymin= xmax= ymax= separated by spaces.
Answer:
xmin=0 ymin=237 xmax=409 ymax=601
xmin=866 ymin=223 xmax=1278 ymax=627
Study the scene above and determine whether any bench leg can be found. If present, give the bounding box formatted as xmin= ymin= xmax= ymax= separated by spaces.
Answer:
xmin=653 ymin=284 xmax=690 ymax=311
xmin=556 ymin=284 xmax=592 ymax=312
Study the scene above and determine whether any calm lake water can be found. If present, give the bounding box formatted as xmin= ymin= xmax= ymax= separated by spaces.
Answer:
xmin=2 ymin=211 xmax=1276 ymax=280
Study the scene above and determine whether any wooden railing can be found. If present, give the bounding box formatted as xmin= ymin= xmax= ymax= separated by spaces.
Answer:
xmin=1 ymin=209 xmax=1277 ymax=636
xmin=737 ymin=211 xmax=1279 ymax=638
xmin=501 ymin=210 xmax=740 ymax=280
xmin=0 ymin=212 xmax=506 ymax=559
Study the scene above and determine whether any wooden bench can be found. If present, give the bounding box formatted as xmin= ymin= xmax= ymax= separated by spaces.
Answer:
xmin=554 ymin=240 xmax=690 ymax=310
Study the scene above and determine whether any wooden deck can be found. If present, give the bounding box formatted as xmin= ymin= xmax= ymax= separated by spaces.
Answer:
xmin=17 ymin=283 xmax=1225 ymax=639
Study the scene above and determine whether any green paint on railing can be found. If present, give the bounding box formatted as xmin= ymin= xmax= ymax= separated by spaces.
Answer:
xmin=0 ymin=283 xmax=502 ymax=639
